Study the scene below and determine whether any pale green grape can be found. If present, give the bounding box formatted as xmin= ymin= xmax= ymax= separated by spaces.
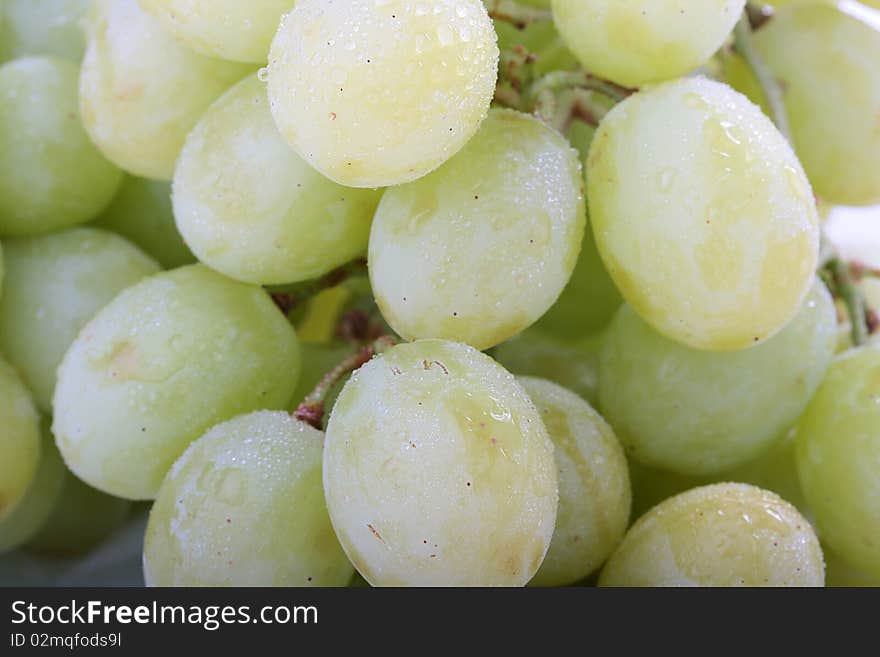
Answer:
xmin=824 ymin=546 xmax=880 ymax=587
xmin=93 ymin=176 xmax=195 ymax=269
xmin=588 ymin=77 xmax=819 ymax=351
xmin=551 ymin=0 xmax=745 ymax=88
xmin=749 ymin=5 xmax=880 ymax=205
xmin=0 ymin=0 xmax=88 ymax=63
xmin=79 ymin=0 xmax=252 ymax=180
xmin=0 ymin=57 xmax=122 ymax=237
xmin=0 ymin=228 xmax=160 ymax=412
xmin=173 ymin=74 xmax=381 ymax=285
xmin=0 ymin=420 xmax=64 ymax=554
xmin=144 ymin=411 xmax=353 ymax=586
xmin=370 ymin=109 xmax=584 ymax=351
xmin=493 ymin=329 xmax=599 ymax=406
xmin=520 ymin=378 xmax=629 ymax=587
xmin=137 ymin=0 xmax=295 ymax=63
xmin=52 ymin=265 xmax=301 ymax=500
xmin=267 ymin=0 xmax=499 ymax=188
xmin=796 ymin=345 xmax=880 ymax=577
xmin=0 ymin=356 xmax=41 ymax=521
xmin=600 ymin=281 xmax=836 ymax=476
xmin=324 ymin=340 xmax=557 ymax=586
xmin=599 ymin=483 xmax=824 ymax=587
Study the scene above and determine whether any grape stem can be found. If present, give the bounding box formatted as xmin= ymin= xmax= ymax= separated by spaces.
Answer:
xmin=824 ymin=258 xmax=871 ymax=347
xmin=293 ymin=335 xmax=398 ymax=430
xmin=527 ymin=70 xmax=633 ymax=106
xmin=485 ymin=0 xmax=552 ymax=30
xmin=270 ymin=258 xmax=368 ymax=316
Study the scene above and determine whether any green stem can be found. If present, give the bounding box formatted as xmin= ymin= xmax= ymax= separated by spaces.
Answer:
xmin=270 ymin=258 xmax=367 ymax=316
xmin=526 ymin=70 xmax=632 ymax=106
xmin=485 ymin=0 xmax=552 ymax=30
xmin=827 ymin=258 xmax=869 ymax=347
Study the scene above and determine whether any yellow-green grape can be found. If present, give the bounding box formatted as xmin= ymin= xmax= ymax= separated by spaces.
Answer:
xmin=493 ymin=329 xmax=599 ymax=406
xmin=267 ymin=0 xmax=499 ymax=188
xmin=588 ymin=77 xmax=819 ymax=351
xmin=324 ymin=340 xmax=557 ymax=586
xmin=520 ymin=378 xmax=630 ymax=587
xmin=0 ymin=420 xmax=65 ymax=554
xmin=0 ymin=228 xmax=160 ymax=412
xmin=599 ymin=483 xmax=825 ymax=587
xmin=93 ymin=176 xmax=195 ymax=269
xmin=795 ymin=345 xmax=880 ymax=578
xmin=600 ymin=281 xmax=836 ymax=476
xmin=137 ymin=0 xmax=295 ymax=63
xmin=0 ymin=0 xmax=88 ymax=63
xmin=52 ymin=265 xmax=301 ymax=500
xmin=370 ymin=109 xmax=584 ymax=351
xmin=551 ymin=0 xmax=745 ymax=88
xmin=0 ymin=356 xmax=41 ymax=521
xmin=79 ymin=0 xmax=252 ymax=181
xmin=824 ymin=546 xmax=880 ymax=587
xmin=748 ymin=6 xmax=880 ymax=206
xmin=0 ymin=57 xmax=123 ymax=237
xmin=0 ymin=242 xmax=4 ymax=298
xmin=173 ymin=74 xmax=381 ymax=285
xmin=144 ymin=411 xmax=353 ymax=586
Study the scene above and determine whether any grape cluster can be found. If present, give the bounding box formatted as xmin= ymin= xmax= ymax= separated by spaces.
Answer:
xmin=1 ymin=0 xmax=879 ymax=588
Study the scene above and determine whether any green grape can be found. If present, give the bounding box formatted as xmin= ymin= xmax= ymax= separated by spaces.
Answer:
xmin=0 ymin=420 xmax=65 ymax=554
xmin=324 ymin=340 xmax=557 ymax=586
xmin=0 ymin=241 xmax=4 ymax=298
xmin=493 ymin=329 xmax=599 ymax=406
xmin=599 ymin=483 xmax=824 ymax=587
xmin=267 ymin=0 xmax=499 ymax=188
xmin=93 ymin=176 xmax=195 ymax=269
xmin=600 ymin=281 xmax=836 ymax=476
xmin=288 ymin=342 xmax=354 ymax=412
xmin=173 ymin=74 xmax=381 ymax=286
xmin=747 ymin=5 xmax=880 ymax=206
xmin=52 ymin=265 xmax=301 ymax=501
xmin=137 ymin=0 xmax=295 ymax=63
xmin=0 ymin=356 xmax=41 ymax=521
xmin=588 ymin=77 xmax=819 ymax=351
xmin=0 ymin=0 xmax=88 ymax=63
xmin=79 ymin=0 xmax=252 ymax=180
xmin=795 ymin=345 xmax=880 ymax=577
xmin=520 ymin=378 xmax=630 ymax=587
xmin=551 ymin=0 xmax=745 ymax=88
xmin=144 ymin=411 xmax=353 ymax=586
xmin=0 ymin=57 xmax=123 ymax=237
xmin=824 ymin=546 xmax=880 ymax=588
xmin=0 ymin=228 xmax=160 ymax=412
xmin=370 ymin=109 xmax=584 ymax=351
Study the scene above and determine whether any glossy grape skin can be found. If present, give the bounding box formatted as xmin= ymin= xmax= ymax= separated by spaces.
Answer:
xmin=0 ymin=57 xmax=122 ymax=237
xmin=52 ymin=265 xmax=301 ymax=501
xmin=370 ymin=109 xmax=584 ymax=351
xmin=796 ymin=346 xmax=880 ymax=578
xmin=599 ymin=483 xmax=824 ymax=587
xmin=0 ymin=356 xmax=41 ymax=521
xmin=79 ymin=0 xmax=252 ymax=180
xmin=521 ymin=378 xmax=630 ymax=587
xmin=267 ymin=0 xmax=498 ymax=188
xmin=0 ymin=0 xmax=88 ymax=63
xmin=93 ymin=176 xmax=195 ymax=269
xmin=324 ymin=340 xmax=557 ymax=586
xmin=588 ymin=77 xmax=819 ymax=351
xmin=173 ymin=74 xmax=381 ymax=286
xmin=0 ymin=228 xmax=160 ymax=412
xmin=551 ymin=0 xmax=745 ymax=88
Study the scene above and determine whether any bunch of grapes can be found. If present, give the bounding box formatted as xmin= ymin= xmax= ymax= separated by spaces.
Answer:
xmin=1 ymin=0 xmax=879 ymax=588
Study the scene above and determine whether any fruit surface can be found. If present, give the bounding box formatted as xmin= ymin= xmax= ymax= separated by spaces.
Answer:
xmin=0 ymin=357 xmax=41 ymax=521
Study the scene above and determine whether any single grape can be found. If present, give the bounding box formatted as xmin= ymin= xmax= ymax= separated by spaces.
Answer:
xmin=795 ymin=345 xmax=880 ymax=578
xmin=551 ymin=0 xmax=746 ymax=87
xmin=173 ymin=74 xmax=381 ymax=285
xmin=599 ymin=483 xmax=824 ymax=587
xmin=52 ymin=265 xmax=301 ymax=500
xmin=370 ymin=109 xmax=584 ymax=351
xmin=267 ymin=0 xmax=499 ymax=188
xmin=588 ymin=77 xmax=819 ymax=351
xmin=824 ymin=546 xmax=880 ymax=588
xmin=144 ymin=411 xmax=353 ymax=586
xmin=324 ymin=340 xmax=557 ymax=586
xmin=0 ymin=57 xmax=123 ymax=237
xmin=520 ymin=377 xmax=630 ymax=587
xmin=0 ymin=0 xmax=89 ymax=63
xmin=79 ymin=0 xmax=252 ymax=180
xmin=93 ymin=176 xmax=195 ymax=269
xmin=599 ymin=280 xmax=837 ymax=476
xmin=0 ymin=356 xmax=41 ymax=521
xmin=0 ymin=228 xmax=160 ymax=412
